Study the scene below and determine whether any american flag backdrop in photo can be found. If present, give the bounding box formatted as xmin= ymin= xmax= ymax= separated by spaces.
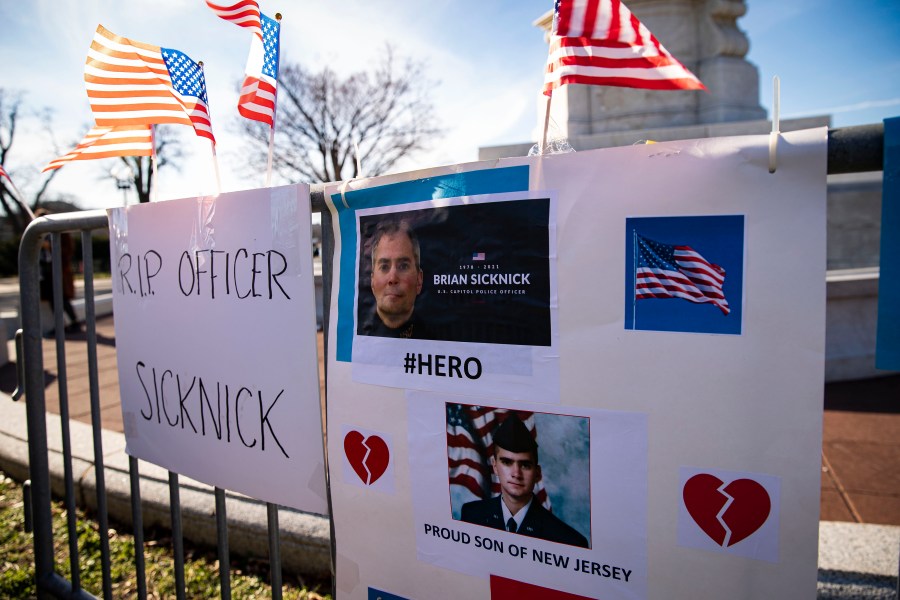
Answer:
xmin=447 ymin=404 xmax=551 ymax=511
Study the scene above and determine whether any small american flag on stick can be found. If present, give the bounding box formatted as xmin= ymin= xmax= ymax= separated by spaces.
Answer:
xmin=238 ymin=12 xmax=280 ymax=127
xmin=544 ymin=0 xmax=705 ymax=95
xmin=85 ymin=25 xmax=215 ymax=143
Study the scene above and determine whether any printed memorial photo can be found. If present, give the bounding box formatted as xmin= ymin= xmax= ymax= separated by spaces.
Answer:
xmin=356 ymin=197 xmax=552 ymax=346
xmin=446 ymin=402 xmax=591 ymax=549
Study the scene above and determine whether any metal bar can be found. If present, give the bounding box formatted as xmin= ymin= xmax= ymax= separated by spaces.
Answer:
xmin=129 ymin=457 xmax=147 ymax=600
xmin=51 ymin=231 xmax=81 ymax=593
xmin=310 ymin=184 xmax=325 ymax=213
xmin=17 ymin=211 xmax=110 ymax=598
xmin=215 ymin=488 xmax=231 ymax=600
xmin=319 ymin=204 xmax=338 ymax=589
xmin=19 ymin=216 xmax=59 ymax=599
xmin=82 ymin=232 xmax=113 ymax=599
xmin=41 ymin=570 xmax=99 ymax=599
xmin=827 ymin=123 xmax=885 ymax=175
xmin=267 ymin=503 xmax=283 ymax=600
xmin=169 ymin=472 xmax=186 ymax=600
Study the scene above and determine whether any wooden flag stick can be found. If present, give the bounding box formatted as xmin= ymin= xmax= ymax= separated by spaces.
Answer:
xmin=265 ymin=126 xmax=275 ymax=187
xmin=3 ymin=176 xmax=34 ymax=221
xmin=150 ymin=125 xmax=159 ymax=202
xmin=198 ymin=60 xmax=222 ymax=194
xmin=768 ymin=75 xmax=781 ymax=174
xmin=540 ymin=93 xmax=552 ymax=154
xmin=539 ymin=0 xmax=558 ymax=155
xmin=210 ymin=141 xmax=222 ymax=195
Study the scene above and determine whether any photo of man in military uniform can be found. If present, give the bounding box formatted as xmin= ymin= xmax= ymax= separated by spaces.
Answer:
xmin=460 ymin=414 xmax=589 ymax=548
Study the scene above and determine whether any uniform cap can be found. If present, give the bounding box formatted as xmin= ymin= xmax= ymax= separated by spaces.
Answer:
xmin=493 ymin=414 xmax=537 ymax=454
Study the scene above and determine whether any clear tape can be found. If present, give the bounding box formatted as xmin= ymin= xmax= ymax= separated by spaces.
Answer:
xmin=528 ymin=137 xmax=575 ymax=156
xmin=189 ymin=194 xmax=218 ymax=256
xmin=270 ymin=185 xmax=300 ymax=254
xmin=335 ymin=553 xmax=361 ymax=594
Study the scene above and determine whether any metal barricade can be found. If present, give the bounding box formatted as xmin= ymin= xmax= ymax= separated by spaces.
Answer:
xmin=20 ymin=210 xmax=111 ymax=599
xmin=13 ymin=124 xmax=887 ymax=598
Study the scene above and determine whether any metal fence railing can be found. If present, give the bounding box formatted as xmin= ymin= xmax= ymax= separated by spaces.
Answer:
xmin=18 ymin=210 xmax=305 ymax=599
xmin=13 ymin=123 xmax=886 ymax=598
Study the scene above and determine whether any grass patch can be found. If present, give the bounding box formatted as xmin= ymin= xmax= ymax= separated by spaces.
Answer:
xmin=0 ymin=470 xmax=332 ymax=599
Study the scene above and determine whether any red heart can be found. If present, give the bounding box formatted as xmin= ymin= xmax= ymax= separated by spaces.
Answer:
xmin=683 ymin=474 xmax=771 ymax=547
xmin=343 ymin=431 xmax=390 ymax=485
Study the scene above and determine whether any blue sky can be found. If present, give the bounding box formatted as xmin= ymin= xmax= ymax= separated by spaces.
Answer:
xmin=1 ymin=0 xmax=898 ymax=210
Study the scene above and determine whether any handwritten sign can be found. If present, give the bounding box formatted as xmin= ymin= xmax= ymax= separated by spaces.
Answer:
xmin=109 ymin=185 xmax=327 ymax=513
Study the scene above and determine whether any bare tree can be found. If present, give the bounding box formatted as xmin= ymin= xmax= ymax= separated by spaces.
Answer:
xmin=111 ymin=126 xmax=185 ymax=203
xmin=240 ymin=45 xmax=442 ymax=183
xmin=0 ymin=90 xmax=61 ymax=233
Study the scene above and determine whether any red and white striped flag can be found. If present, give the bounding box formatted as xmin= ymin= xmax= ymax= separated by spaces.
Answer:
xmin=43 ymin=125 xmax=153 ymax=172
xmin=543 ymin=0 xmax=705 ymax=95
xmin=205 ymin=0 xmax=262 ymax=39
xmin=447 ymin=404 xmax=551 ymax=510
xmin=635 ymin=233 xmax=729 ymax=315
xmin=238 ymin=12 xmax=280 ymax=126
xmin=84 ymin=25 xmax=215 ymax=143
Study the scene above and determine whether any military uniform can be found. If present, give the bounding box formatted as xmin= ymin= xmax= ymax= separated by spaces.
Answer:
xmin=461 ymin=495 xmax=589 ymax=548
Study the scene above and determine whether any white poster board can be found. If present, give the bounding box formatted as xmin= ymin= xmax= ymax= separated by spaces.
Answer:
xmin=325 ymin=129 xmax=827 ymax=599
xmin=109 ymin=185 xmax=327 ymax=513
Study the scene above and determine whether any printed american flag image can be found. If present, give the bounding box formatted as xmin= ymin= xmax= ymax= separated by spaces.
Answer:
xmin=543 ymin=0 xmax=705 ymax=95
xmin=446 ymin=404 xmax=551 ymax=511
xmin=44 ymin=125 xmax=153 ymax=172
xmin=205 ymin=0 xmax=262 ymax=39
xmin=84 ymin=25 xmax=215 ymax=143
xmin=635 ymin=233 xmax=730 ymax=315
xmin=238 ymin=13 xmax=280 ymax=126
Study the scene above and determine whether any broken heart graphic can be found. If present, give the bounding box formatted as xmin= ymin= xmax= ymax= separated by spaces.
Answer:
xmin=683 ymin=474 xmax=771 ymax=547
xmin=344 ymin=431 xmax=390 ymax=485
